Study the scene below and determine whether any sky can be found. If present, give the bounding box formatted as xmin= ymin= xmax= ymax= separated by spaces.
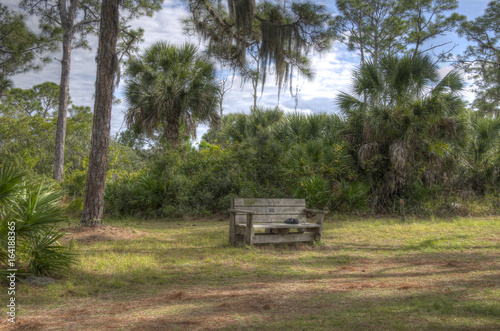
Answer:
xmin=6 ymin=0 xmax=492 ymax=141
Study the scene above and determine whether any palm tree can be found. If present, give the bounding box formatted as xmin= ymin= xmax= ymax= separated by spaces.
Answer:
xmin=337 ymin=54 xmax=466 ymax=195
xmin=124 ymin=42 xmax=220 ymax=148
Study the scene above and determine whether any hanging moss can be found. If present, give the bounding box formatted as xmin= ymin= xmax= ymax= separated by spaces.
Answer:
xmin=228 ymin=0 xmax=255 ymax=37
xmin=185 ymin=0 xmax=335 ymax=93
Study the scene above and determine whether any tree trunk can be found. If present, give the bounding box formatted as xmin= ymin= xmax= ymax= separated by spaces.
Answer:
xmin=165 ymin=113 xmax=180 ymax=149
xmin=53 ymin=30 xmax=73 ymax=181
xmin=80 ymin=0 xmax=119 ymax=226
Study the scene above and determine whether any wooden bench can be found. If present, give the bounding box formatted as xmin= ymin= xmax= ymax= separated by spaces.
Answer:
xmin=228 ymin=198 xmax=326 ymax=245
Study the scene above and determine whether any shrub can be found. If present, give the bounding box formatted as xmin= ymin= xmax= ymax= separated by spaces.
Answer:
xmin=0 ymin=165 xmax=76 ymax=278
xmin=291 ymin=175 xmax=332 ymax=209
xmin=335 ymin=180 xmax=370 ymax=213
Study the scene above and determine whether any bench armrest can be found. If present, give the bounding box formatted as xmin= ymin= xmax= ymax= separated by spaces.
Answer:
xmin=228 ymin=209 xmax=255 ymax=245
xmin=304 ymin=208 xmax=328 ymax=214
xmin=228 ymin=209 xmax=255 ymax=214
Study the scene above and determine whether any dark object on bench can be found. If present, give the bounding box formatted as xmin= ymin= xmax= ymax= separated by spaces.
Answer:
xmin=228 ymin=198 xmax=327 ymax=245
xmin=284 ymin=218 xmax=299 ymax=224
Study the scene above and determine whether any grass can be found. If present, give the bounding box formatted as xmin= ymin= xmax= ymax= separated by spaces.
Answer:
xmin=2 ymin=215 xmax=499 ymax=330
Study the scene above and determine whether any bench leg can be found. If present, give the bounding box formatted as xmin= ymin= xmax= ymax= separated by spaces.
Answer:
xmin=316 ymin=213 xmax=324 ymax=241
xmin=229 ymin=213 xmax=236 ymax=244
xmin=245 ymin=214 xmax=254 ymax=245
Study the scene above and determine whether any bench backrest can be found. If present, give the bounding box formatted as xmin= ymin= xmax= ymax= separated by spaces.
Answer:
xmin=231 ymin=198 xmax=306 ymax=224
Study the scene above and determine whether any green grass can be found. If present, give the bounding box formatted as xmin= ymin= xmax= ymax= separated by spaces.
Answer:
xmin=2 ymin=215 xmax=499 ymax=330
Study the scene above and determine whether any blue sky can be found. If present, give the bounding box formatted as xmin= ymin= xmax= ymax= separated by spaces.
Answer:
xmin=7 ymin=0 xmax=491 ymax=140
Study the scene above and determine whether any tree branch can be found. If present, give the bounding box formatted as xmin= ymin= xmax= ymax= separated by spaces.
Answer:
xmin=74 ymin=18 xmax=100 ymax=29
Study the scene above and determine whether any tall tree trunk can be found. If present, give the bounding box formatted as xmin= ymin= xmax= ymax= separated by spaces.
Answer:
xmin=53 ymin=30 xmax=73 ymax=180
xmin=80 ymin=0 xmax=119 ymax=226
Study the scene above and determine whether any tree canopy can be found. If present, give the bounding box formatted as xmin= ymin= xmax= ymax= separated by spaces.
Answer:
xmin=184 ymin=0 xmax=337 ymax=95
xmin=0 ymin=5 xmax=59 ymax=94
xmin=457 ymin=0 xmax=500 ymax=117
xmin=334 ymin=0 xmax=465 ymax=64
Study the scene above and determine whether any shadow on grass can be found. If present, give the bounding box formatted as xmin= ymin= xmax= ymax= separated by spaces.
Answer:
xmin=11 ymin=222 xmax=499 ymax=330
xmin=55 ymin=241 xmax=500 ymax=301
xmin=119 ymin=286 xmax=500 ymax=330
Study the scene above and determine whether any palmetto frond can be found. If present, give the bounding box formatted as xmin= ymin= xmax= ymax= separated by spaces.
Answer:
xmin=336 ymin=92 xmax=365 ymax=117
xmin=0 ymin=165 xmax=24 ymax=212
xmin=431 ymin=70 xmax=464 ymax=95
xmin=467 ymin=113 xmax=500 ymax=167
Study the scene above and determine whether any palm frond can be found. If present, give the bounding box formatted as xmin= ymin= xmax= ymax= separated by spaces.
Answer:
xmin=0 ymin=165 xmax=24 ymax=211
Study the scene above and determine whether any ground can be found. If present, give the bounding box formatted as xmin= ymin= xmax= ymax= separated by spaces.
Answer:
xmin=1 ymin=215 xmax=499 ymax=330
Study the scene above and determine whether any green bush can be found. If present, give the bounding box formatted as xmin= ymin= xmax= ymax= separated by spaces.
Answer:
xmin=104 ymin=107 xmax=500 ymax=217
xmin=291 ymin=175 xmax=332 ymax=209
xmin=335 ymin=180 xmax=370 ymax=213
xmin=104 ymin=135 xmax=291 ymax=216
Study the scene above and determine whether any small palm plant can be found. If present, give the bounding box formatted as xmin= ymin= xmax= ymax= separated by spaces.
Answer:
xmin=335 ymin=180 xmax=370 ymax=214
xmin=291 ymin=175 xmax=332 ymax=209
xmin=0 ymin=165 xmax=76 ymax=278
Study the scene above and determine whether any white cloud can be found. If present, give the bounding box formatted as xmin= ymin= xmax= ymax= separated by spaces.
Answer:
xmin=437 ymin=65 xmax=454 ymax=78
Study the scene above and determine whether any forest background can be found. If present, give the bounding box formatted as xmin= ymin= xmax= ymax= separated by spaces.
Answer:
xmin=1 ymin=0 xmax=500 ymax=220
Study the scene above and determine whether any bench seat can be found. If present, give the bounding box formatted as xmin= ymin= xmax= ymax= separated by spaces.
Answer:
xmin=236 ymin=223 xmax=321 ymax=229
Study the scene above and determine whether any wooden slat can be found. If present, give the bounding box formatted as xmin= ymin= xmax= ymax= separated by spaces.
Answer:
xmin=232 ymin=198 xmax=305 ymax=207
xmin=235 ymin=214 xmax=306 ymax=224
xmin=228 ymin=209 xmax=255 ymax=214
xmin=252 ymin=223 xmax=320 ymax=229
xmin=235 ymin=223 xmax=320 ymax=229
xmin=252 ymin=233 xmax=315 ymax=244
xmin=230 ymin=206 xmax=306 ymax=215
xmin=304 ymin=208 xmax=327 ymax=214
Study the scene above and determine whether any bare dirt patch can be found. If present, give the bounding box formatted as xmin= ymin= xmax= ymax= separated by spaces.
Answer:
xmin=61 ymin=225 xmax=144 ymax=244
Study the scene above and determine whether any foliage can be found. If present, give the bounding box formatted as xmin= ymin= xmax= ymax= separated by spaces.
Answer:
xmin=458 ymin=113 xmax=500 ymax=194
xmin=0 ymin=166 xmax=76 ymax=278
xmin=334 ymin=0 xmax=464 ymax=64
xmin=4 ymin=1 xmax=500 ymax=218
xmin=0 ymin=83 xmax=92 ymax=178
xmin=457 ymin=0 xmax=500 ymax=117
xmin=0 ymin=83 xmax=145 ymax=214
xmin=334 ymin=180 xmax=370 ymax=213
xmin=124 ymin=42 xmax=220 ymax=148
xmin=105 ymin=133 xmax=289 ymax=216
xmin=0 ymin=82 xmax=61 ymax=118
xmin=0 ymin=4 xmax=59 ymax=92
xmin=291 ymin=175 xmax=332 ymax=210
xmin=337 ymin=54 xmax=467 ymax=210
xmin=185 ymin=0 xmax=336 ymax=95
